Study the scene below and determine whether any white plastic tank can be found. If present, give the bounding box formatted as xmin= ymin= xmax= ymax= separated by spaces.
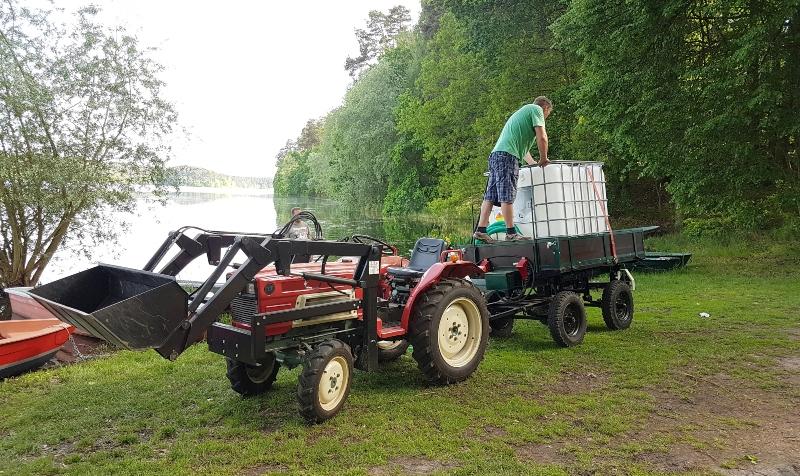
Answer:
xmin=511 ymin=161 xmax=609 ymax=239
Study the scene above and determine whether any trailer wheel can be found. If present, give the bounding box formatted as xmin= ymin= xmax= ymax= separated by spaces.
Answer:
xmin=602 ymin=280 xmax=634 ymax=330
xmin=377 ymin=340 xmax=409 ymax=362
xmin=489 ymin=317 xmax=514 ymax=338
xmin=297 ymin=339 xmax=353 ymax=424
xmin=226 ymin=353 xmax=280 ymax=396
xmin=547 ymin=291 xmax=587 ymax=347
xmin=410 ymin=279 xmax=489 ymax=384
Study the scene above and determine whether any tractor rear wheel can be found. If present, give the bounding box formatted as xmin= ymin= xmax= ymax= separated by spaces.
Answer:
xmin=602 ymin=280 xmax=634 ymax=330
xmin=377 ymin=340 xmax=409 ymax=362
xmin=547 ymin=291 xmax=587 ymax=347
xmin=297 ymin=339 xmax=353 ymax=424
xmin=410 ymin=279 xmax=489 ymax=385
xmin=226 ymin=353 xmax=280 ymax=396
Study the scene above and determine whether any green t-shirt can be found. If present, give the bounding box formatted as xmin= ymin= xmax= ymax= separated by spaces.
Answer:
xmin=491 ymin=104 xmax=546 ymax=162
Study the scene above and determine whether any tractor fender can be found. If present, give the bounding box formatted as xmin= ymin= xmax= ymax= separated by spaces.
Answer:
xmin=400 ymin=261 xmax=485 ymax=330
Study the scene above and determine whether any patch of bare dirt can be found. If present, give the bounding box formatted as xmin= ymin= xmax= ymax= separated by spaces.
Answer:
xmin=631 ymin=369 xmax=800 ymax=475
xmin=515 ymin=441 xmax=574 ymax=466
xmin=240 ymin=463 xmax=288 ymax=475
xmin=483 ymin=425 xmax=507 ymax=437
xmin=368 ymin=456 xmax=458 ymax=475
xmin=546 ymin=370 xmax=609 ymax=395
xmin=780 ymin=357 xmax=800 ymax=387
xmin=724 ymin=463 xmax=800 ymax=476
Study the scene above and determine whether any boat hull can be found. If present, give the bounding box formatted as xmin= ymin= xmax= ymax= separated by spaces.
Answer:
xmin=0 ymin=318 xmax=73 ymax=379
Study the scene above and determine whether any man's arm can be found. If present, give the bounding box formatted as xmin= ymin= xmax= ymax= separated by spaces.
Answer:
xmin=535 ymin=126 xmax=549 ymax=166
xmin=523 ymin=151 xmax=536 ymax=166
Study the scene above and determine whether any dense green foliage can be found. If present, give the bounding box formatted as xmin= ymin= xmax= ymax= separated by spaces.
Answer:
xmin=555 ymin=0 xmax=800 ymax=233
xmin=276 ymin=1 xmax=799 ymax=234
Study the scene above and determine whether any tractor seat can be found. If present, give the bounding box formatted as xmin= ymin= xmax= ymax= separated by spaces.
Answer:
xmin=386 ymin=238 xmax=447 ymax=279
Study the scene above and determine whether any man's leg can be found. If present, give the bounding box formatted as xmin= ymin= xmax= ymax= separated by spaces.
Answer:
xmin=477 ymin=200 xmax=494 ymax=228
xmin=500 ymin=202 xmax=515 ymax=229
xmin=474 ymin=154 xmax=499 ymax=243
xmin=497 ymin=155 xmax=529 ymax=241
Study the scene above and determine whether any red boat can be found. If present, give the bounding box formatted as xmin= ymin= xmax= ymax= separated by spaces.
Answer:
xmin=0 ymin=318 xmax=74 ymax=379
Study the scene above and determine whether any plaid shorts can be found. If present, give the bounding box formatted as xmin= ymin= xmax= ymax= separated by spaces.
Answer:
xmin=484 ymin=151 xmax=520 ymax=205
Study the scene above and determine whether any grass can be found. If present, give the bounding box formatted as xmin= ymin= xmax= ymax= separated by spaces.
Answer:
xmin=1 ymin=235 xmax=799 ymax=475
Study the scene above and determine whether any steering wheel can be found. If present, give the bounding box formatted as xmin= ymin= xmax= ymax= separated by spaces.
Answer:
xmin=349 ymin=235 xmax=398 ymax=256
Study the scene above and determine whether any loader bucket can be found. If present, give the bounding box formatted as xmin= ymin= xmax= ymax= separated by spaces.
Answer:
xmin=29 ymin=264 xmax=188 ymax=350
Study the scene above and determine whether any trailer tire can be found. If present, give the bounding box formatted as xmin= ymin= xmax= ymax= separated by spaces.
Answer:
xmin=410 ymin=279 xmax=489 ymax=385
xmin=547 ymin=291 xmax=587 ymax=347
xmin=377 ymin=340 xmax=409 ymax=362
xmin=297 ymin=339 xmax=353 ymax=424
xmin=489 ymin=317 xmax=514 ymax=338
xmin=226 ymin=354 xmax=280 ymax=396
xmin=602 ymin=280 xmax=634 ymax=330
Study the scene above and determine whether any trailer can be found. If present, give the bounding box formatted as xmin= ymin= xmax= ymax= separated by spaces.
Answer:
xmin=464 ymin=227 xmax=653 ymax=344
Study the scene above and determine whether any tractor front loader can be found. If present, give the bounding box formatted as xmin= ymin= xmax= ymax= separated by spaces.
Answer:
xmin=28 ymin=225 xmax=491 ymax=423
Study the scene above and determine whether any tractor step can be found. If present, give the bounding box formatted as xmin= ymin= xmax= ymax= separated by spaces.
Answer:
xmin=379 ymin=325 xmax=405 ymax=338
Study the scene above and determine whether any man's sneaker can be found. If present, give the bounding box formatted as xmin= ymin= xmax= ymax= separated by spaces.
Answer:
xmin=505 ymin=233 xmax=532 ymax=241
xmin=473 ymin=231 xmax=495 ymax=243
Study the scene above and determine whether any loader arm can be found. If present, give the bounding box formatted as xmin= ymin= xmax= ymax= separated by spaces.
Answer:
xmin=30 ymin=229 xmax=383 ymax=365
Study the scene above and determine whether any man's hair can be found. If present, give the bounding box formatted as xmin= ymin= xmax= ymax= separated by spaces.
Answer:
xmin=533 ymin=96 xmax=553 ymax=110
xmin=291 ymin=207 xmax=302 ymax=215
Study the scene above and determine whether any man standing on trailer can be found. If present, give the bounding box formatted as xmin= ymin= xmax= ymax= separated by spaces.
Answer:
xmin=473 ymin=96 xmax=552 ymax=242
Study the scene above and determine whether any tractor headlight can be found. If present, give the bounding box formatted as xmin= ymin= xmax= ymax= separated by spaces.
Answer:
xmin=245 ymin=282 xmax=256 ymax=295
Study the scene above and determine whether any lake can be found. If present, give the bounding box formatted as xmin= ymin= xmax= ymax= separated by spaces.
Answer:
xmin=42 ymin=188 xmax=474 ymax=283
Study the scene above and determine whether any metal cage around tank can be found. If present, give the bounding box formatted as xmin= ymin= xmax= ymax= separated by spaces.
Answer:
xmin=512 ymin=160 xmax=610 ymax=239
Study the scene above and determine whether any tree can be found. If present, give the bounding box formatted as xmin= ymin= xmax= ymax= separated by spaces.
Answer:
xmin=321 ymin=33 xmax=423 ymax=207
xmin=0 ymin=2 xmax=177 ymax=288
xmin=344 ymin=6 xmax=412 ymax=78
xmin=554 ymin=0 xmax=800 ymax=233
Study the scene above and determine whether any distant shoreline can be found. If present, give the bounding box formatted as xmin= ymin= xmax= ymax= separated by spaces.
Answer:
xmin=177 ymin=185 xmax=273 ymax=196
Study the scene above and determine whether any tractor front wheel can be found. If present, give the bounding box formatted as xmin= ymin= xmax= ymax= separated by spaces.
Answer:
xmin=547 ymin=291 xmax=587 ymax=347
xmin=602 ymin=280 xmax=634 ymax=330
xmin=297 ymin=339 xmax=354 ymax=424
xmin=226 ymin=353 xmax=280 ymax=396
xmin=377 ymin=340 xmax=409 ymax=362
xmin=410 ymin=279 xmax=489 ymax=385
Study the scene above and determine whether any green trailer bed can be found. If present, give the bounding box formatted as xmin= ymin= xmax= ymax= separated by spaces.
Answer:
xmin=464 ymin=226 xmax=657 ymax=279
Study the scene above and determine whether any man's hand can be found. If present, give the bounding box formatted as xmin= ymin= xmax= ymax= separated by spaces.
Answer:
xmin=538 ymin=157 xmax=550 ymax=167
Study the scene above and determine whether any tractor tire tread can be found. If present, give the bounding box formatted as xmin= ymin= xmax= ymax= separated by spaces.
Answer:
xmin=409 ymin=279 xmax=489 ymax=385
xmin=226 ymin=355 xmax=280 ymax=397
xmin=297 ymin=339 xmax=353 ymax=424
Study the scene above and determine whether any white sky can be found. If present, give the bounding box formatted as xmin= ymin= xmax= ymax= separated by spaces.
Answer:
xmin=58 ymin=1 xmax=421 ymax=178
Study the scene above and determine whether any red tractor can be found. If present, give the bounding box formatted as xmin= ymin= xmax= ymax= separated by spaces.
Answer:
xmin=28 ymin=221 xmax=492 ymax=423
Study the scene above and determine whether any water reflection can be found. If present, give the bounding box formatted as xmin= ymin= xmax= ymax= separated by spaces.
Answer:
xmin=42 ymin=189 xmax=474 ymax=283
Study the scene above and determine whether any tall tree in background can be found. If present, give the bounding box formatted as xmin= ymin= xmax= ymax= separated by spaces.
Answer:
xmin=555 ymin=0 xmax=800 ymax=232
xmin=0 ymin=2 xmax=176 ymax=289
xmin=345 ymin=6 xmax=412 ymax=78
